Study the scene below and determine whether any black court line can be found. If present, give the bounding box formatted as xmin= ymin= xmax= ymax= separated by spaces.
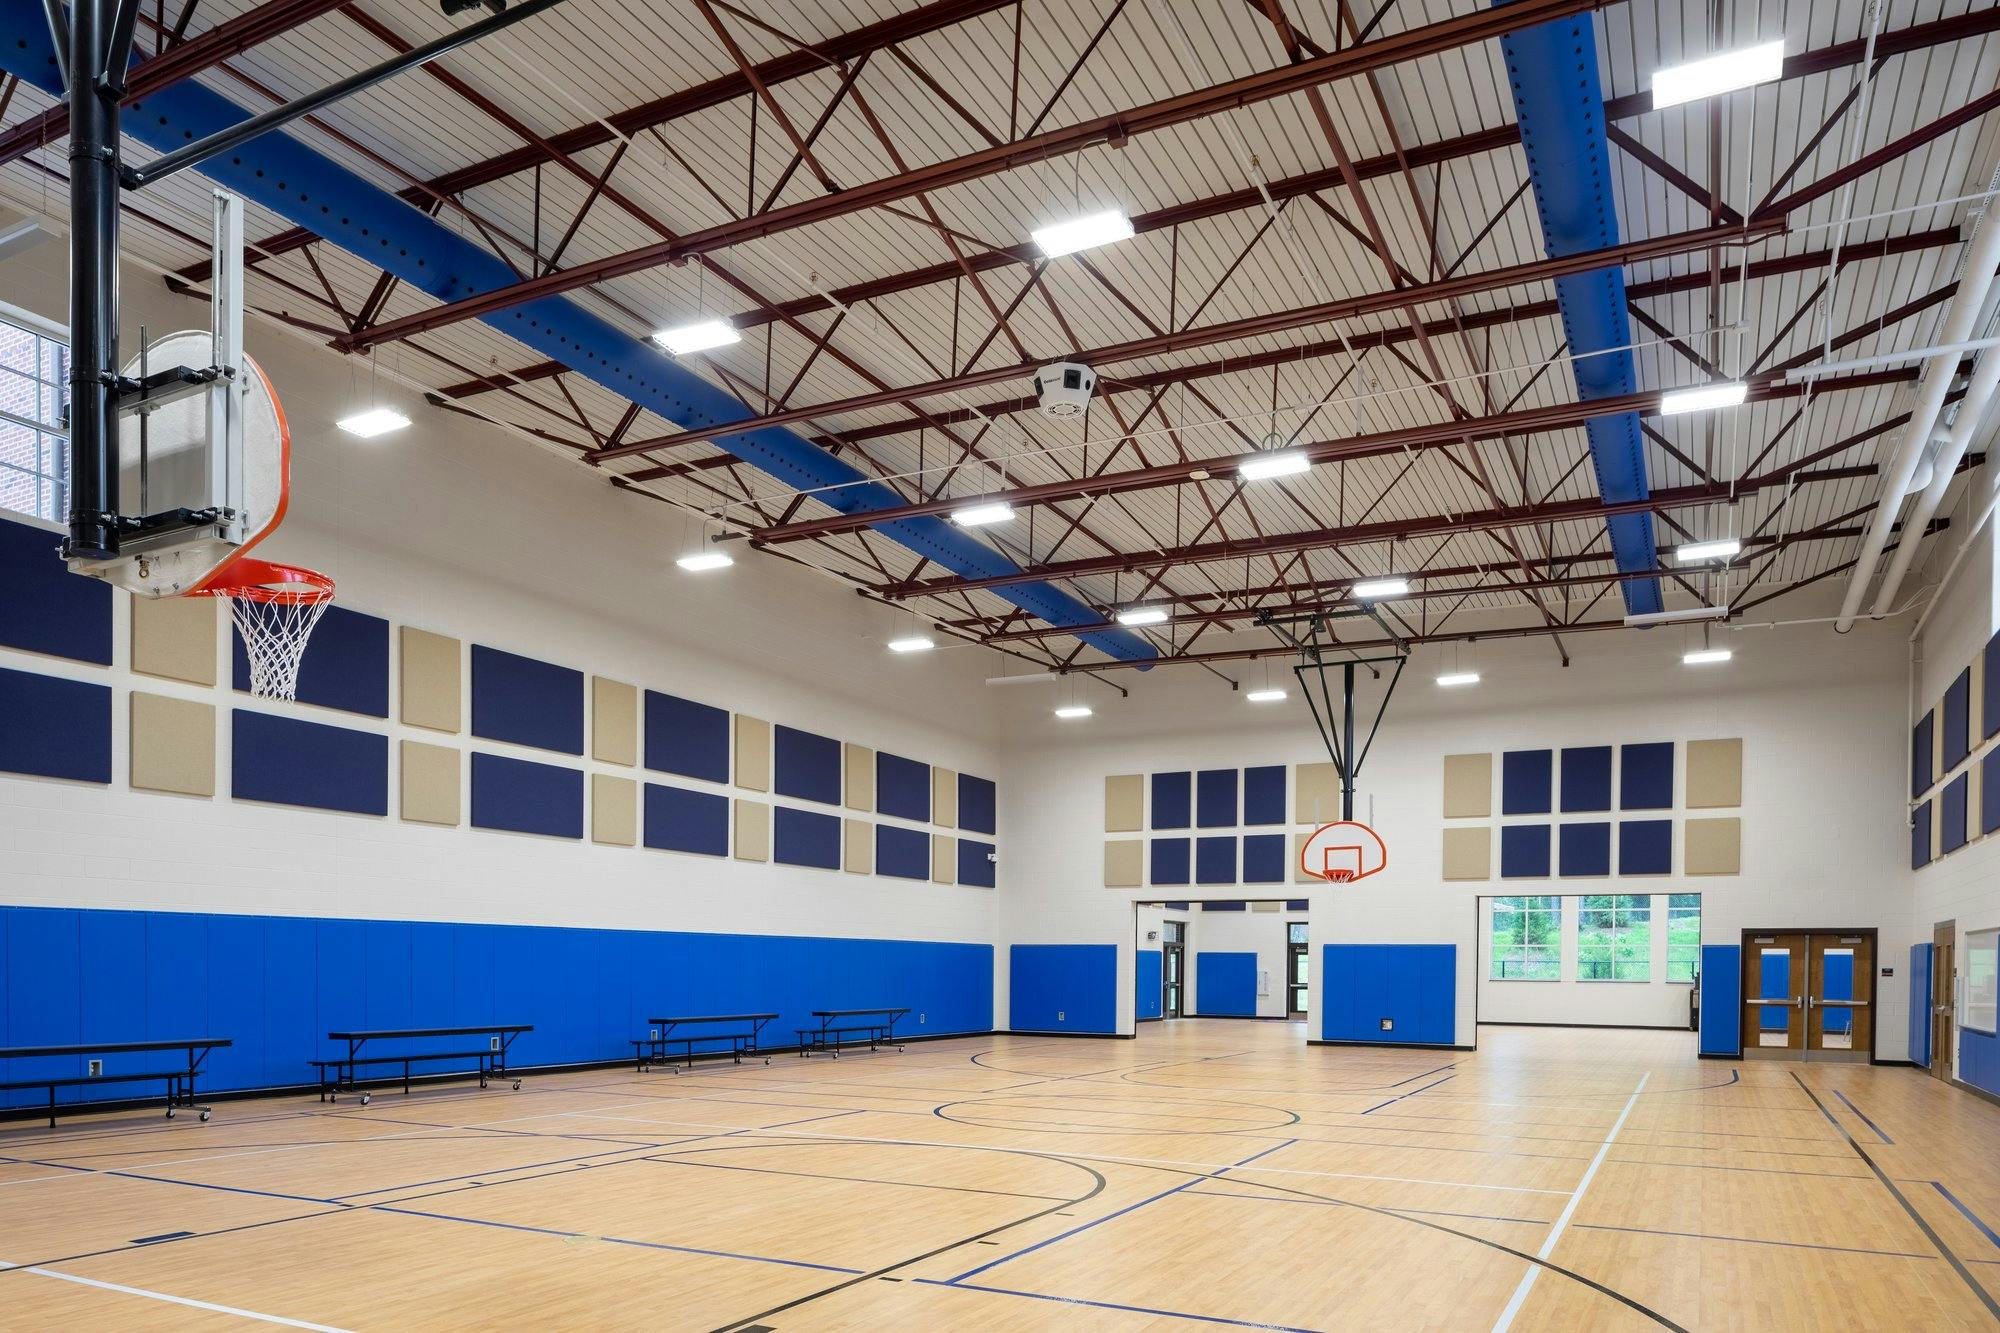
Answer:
xmin=1361 ymin=1074 xmax=1453 ymax=1115
xmin=636 ymin=1153 xmax=1075 ymax=1202
xmin=1572 ymin=1220 xmax=1935 ymax=1261
xmin=1832 ymin=1088 xmax=1893 ymax=1143
xmin=1934 ymin=1182 xmax=2000 ymax=1254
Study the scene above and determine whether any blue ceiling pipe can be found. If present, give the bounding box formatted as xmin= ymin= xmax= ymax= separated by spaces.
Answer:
xmin=1493 ymin=2 xmax=1664 ymax=616
xmin=1 ymin=5 xmax=1156 ymax=662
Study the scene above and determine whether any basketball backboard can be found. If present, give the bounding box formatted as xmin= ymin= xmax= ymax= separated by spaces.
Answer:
xmin=1300 ymin=821 xmax=1388 ymax=883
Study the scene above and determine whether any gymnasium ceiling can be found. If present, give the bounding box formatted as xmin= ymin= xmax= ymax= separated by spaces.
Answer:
xmin=4 ymin=0 xmax=2000 ymax=675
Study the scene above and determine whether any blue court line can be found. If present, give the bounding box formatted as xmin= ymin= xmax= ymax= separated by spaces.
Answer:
xmin=1934 ymin=1182 xmax=2000 ymax=1254
xmin=1572 ymin=1221 xmax=1932 ymax=1260
xmin=917 ymin=1277 xmax=1323 ymax=1331
xmin=944 ymin=1138 xmax=1297 ymax=1285
xmin=1385 ymin=1062 xmax=1458 ymax=1088
xmin=1181 ymin=1188 xmax=1548 ymax=1228
xmin=331 ymin=1141 xmax=687 ymax=1201
xmin=1832 ymin=1090 xmax=1893 ymax=1144
xmin=101 ymin=1169 xmax=343 ymax=1206
xmin=1360 ymin=1074 xmax=1453 ymax=1115
xmin=375 ymin=1204 xmax=862 ymax=1274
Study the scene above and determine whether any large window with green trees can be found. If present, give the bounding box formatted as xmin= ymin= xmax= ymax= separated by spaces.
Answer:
xmin=1490 ymin=896 xmax=1562 ymax=980
xmin=1665 ymin=894 xmax=1701 ymax=983
xmin=1577 ymin=894 xmax=1651 ymax=981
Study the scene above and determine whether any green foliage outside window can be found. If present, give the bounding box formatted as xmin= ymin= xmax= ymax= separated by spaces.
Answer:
xmin=1665 ymin=893 xmax=1701 ymax=983
xmin=1491 ymin=895 xmax=1561 ymax=980
xmin=1577 ymin=894 xmax=1651 ymax=981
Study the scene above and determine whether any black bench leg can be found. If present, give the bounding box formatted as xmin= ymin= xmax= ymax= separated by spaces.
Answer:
xmin=47 ymin=1084 xmax=56 ymax=1129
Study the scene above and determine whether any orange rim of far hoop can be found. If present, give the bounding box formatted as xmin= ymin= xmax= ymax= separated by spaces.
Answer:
xmin=190 ymin=557 xmax=335 ymax=605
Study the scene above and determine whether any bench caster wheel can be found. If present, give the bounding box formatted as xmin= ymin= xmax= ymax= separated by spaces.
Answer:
xmin=165 ymin=1107 xmax=174 ymax=1119
xmin=511 ymin=1080 xmax=522 ymax=1091
xmin=360 ymin=1093 xmax=372 ymax=1107
xmin=479 ymin=1077 xmax=488 ymax=1089
xmin=199 ymin=1109 xmax=211 ymax=1122
xmin=763 ymin=1057 xmax=771 ymax=1065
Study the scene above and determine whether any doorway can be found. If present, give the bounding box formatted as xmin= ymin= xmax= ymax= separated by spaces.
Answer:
xmin=1739 ymin=929 xmax=1876 ymax=1061
xmin=1287 ymin=921 xmax=1309 ymax=1019
xmin=1162 ymin=921 xmax=1186 ymax=1019
xmin=1932 ymin=920 xmax=1955 ymax=1082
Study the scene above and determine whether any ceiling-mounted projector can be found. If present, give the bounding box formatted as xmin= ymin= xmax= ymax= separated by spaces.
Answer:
xmin=1034 ymin=361 xmax=1097 ymax=417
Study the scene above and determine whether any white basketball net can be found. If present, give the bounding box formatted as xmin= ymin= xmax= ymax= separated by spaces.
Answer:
xmin=224 ymin=594 xmax=332 ymax=701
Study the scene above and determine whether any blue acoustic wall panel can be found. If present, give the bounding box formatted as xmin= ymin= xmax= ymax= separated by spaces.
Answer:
xmin=877 ymin=824 xmax=930 ymax=880
xmin=1320 ymin=944 xmax=1455 ymax=1045
xmin=233 ymin=603 xmax=387 ymax=717
xmin=1560 ymin=746 xmax=1613 ymax=812
xmin=644 ymin=691 xmax=730 ymax=783
xmin=1500 ymin=824 xmax=1551 ymax=878
xmin=470 ymin=752 xmax=583 ymax=839
xmin=1136 ymin=949 xmax=1163 ymax=1020
xmin=1243 ymin=833 xmax=1286 ymax=884
xmin=1618 ymin=819 xmax=1672 ymax=875
xmin=1162 ymin=901 xmax=1189 ymax=911
xmin=1009 ymin=944 xmax=1116 ymax=1033
xmin=1985 ymin=750 xmax=2000 ymax=836
xmin=643 ymin=783 xmax=729 ymax=856
xmin=877 ymin=752 xmax=931 ymax=822
xmin=1942 ymin=773 xmax=1969 ymax=855
xmin=1912 ymin=800 xmax=1933 ymax=870
xmin=0 ymin=667 xmax=111 ymax=783
xmin=1619 ymin=742 xmax=1674 ymax=810
xmin=1152 ymin=771 xmax=1192 ymax=828
xmin=959 ymin=774 xmax=997 ymax=835
xmin=471 ymin=645 xmax=584 ymax=755
xmin=1196 ymin=952 xmax=1257 ymax=1017
xmin=773 ymin=726 xmax=842 ymax=805
xmin=1151 ymin=836 xmax=1191 ymax=886
xmin=232 ymin=710 xmax=386 ymax=815
xmin=1912 ymin=710 xmax=1935 ymax=798
xmin=1558 ymin=822 xmax=1611 ymax=877
xmin=773 ymin=805 xmax=841 ymax=869
xmin=1987 ymin=630 xmax=2000 ymax=741
xmin=957 ymin=839 xmax=997 ymax=888
xmin=1908 ymin=944 xmax=1934 ymax=1070
xmin=1196 ymin=769 xmax=1239 ymax=828
xmin=1287 ymin=899 xmax=1309 ymax=912
xmin=1502 ymin=749 xmax=1553 ymax=814
xmin=1698 ymin=944 xmax=1742 ymax=1056
xmin=1943 ymin=667 xmax=1972 ymax=772
xmin=1243 ymin=765 xmax=1286 ymax=825
xmin=1195 ymin=835 xmax=1238 ymax=885
xmin=0 ymin=515 xmax=112 ymax=664
xmin=1201 ymin=901 xmax=1246 ymax=911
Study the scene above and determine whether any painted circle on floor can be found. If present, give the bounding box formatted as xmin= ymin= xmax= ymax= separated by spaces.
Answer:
xmin=933 ymin=1091 xmax=1301 ymax=1135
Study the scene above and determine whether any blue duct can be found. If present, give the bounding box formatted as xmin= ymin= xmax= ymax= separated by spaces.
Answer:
xmin=1494 ymin=3 xmax=1664 ymax=615
xmin=1 ymin=6 xmax=1155 ymax=662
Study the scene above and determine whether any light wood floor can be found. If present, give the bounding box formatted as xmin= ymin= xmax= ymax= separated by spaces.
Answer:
xmin=1 ymin=1021 xmax=1996 ymax=1330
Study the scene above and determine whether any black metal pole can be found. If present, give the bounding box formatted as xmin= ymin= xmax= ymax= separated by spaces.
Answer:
xmin=65 ymin=0 xmax=121 ymax=561
xmin=1341 ymin=660 xmax=1355 ymax=821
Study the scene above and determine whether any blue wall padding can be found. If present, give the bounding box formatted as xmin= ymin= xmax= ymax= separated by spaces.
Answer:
xmin=1913 ymin=711 xmax=1934 ymax=798
xmin=1196 ymin=769 xmax=1239 ymax=828
xmin=1908 ymin=944 xmax=1933 ymax=1069
xmin=876 ymin=824 xmax=930 ymax=880
xmin=1196 ymin=952 xmax=1257 ymax=1016
xmin=1152 ymin=771 xmax=1192 ymax=828
xmin=1321 ymin=944 xmax=1455 ymax=1045
xmin=1243 ymin=765 xmax=1286 ymax=825
xmin=470 ymin=645 xmax=583 ymax=755
xmin=1966 ymin=1028 xmax=2000 ymax=1099
xmin=1196 ymin=835 xmax=1238 ymax=885
xmin=0 ymin=666 xmax=111 ymax=783
xmin=1619 ymin=742 xmax=1674 ymax=809
xmin=876 ymin=752 xmax=931 ymax=822
xmin=957 ymin=838 xmax=996 ymax=888
xmin=0 ymin=904 xmax=991 ymax=1106
xmin=0 ymin=515 xmax=112 ymax=664
xmin=1618 ymin=819 xmax=1672 ymax=875
xmin=1698 ymin=944 xmax=1741 ymax=1055
xmin=1136 ymin=949 xmax=1163 ymax=1020
xmin=1201 ymin=901 xmax=1245 ymax=911
xmin=232 ymin=603 xmax=387 ymax=717
xmin=1944 ymin=668 xmax=1972 ymax=771
xmin=1558 ymin=822 xmax=1611 ymax=876
xmin=1494 ymin=4 xmax=1661 ymax=615
xmin=1560 ymin=746 xmax=1612 ymax=812
xmin=232 ymin=709 xmax=386 ymax=815
xmin=772 ymin=726 xmax=841 ymax=804
xmin=1943 ymin=773 xmax=1970 ymax=854
xmin=1500 ymin=824 xmax=1551 ymax=878
xmin=1009 ymin=944 xmax=1116 ymax=1032
xmin=772 ymin=805 xmax=841 ymax=869
xmin=1150 ymin=837 xmax=1190 ymax=886
xmin=1987 ymin=631 xmax=2000 ymax=741
xmin=959 ymin=774 xmax=997 ymax=834
xmin=1501 ymin=749 xmax=1552 ymax=814
xmin=642 ymin=783 xmax=728 ymax=856
xmin=644 ymin=691 xmax=730 ymax=783
xmin=1912 ymin=800 xmax=1933 ymax=869
xmin=470 ymin=752 xmax=583 ymax=839
xmin=1243 ymin=833 xmax=1286 ymax=883
xmin=1757 ymin=949 xmax=1790 ymax=1030
xmin=1985 ymin=751 xmax=2000 ymax=835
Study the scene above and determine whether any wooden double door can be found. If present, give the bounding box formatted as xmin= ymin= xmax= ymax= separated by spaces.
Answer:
xmin=1740 ymin=930 xmax=1875 ymax=1062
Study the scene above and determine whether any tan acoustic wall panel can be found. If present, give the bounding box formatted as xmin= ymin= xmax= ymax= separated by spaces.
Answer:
xmin=844 ymin=743 xmax=875 ymax=812
xmin=591 ymin=773 xmax=637 ymax=846
xmin=734 ymin=799 xmax=769 ymax=861
xmin=1441 ymin=826 xmax=1491 ymax=881
xmin=131 ymin=595 xmax=217 ymax=686
xmin=844 ymin=818 xmax=874 ymax=874
xmin=1442 ymin=753 xmax=1492 ymax=818
xmin=1105 ymin=774 xmax=1143 ymax=832
xmin=1685 ymin=817 xmax=1741 ymax=875
xmin=130 ymin=692 xmax=215 ymax=796
xmin=591 ymin=678 xmax=638 ymax=766
xmin=735 ymin=716 xmax=771 ymax=792
xmin=1686 ymin=738 xmax=1743 ymax=808
xmin=1104 ymin=839 xmax=1143 ymax=888
xmin=400 ymin=627 xmax=462 ymax=733
xmin=1295 ymin=763 xmax=1340 ymax=824
xmin=1293 ymin=831 xmax=1315 ymax=884
xmin=932 ymin=768 xmax=958 ymax=828
xmin=932 ymin=833 xmax=954 ymax=884
xmin=399 ymin=740 xmax=460 ymax=826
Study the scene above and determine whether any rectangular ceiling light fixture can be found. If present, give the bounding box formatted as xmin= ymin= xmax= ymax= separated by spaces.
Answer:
xmin=653 ymin=319 xmax=741 ymax=355
xmin=1675 ymin=538 xmax=1742 ymax=564
xmin=1651 ymin=40 xmax=1785 ymax=109
xmin=1435 ymin=672 xmax=1481 ymax=688
xmin=337 ymin=406 xmax=410 ymax=438
xmin=1245 ymin=687 xmax=1288 ymax=703
xmin=1682 ymin=647 xmax=1734 ymax=665
xmin=1032 ymin=209 xmax=1135 ymax=257
xmin=1238 ymin=450 xmax=1311 ymax=481
xmin=887 ymin=635 xmax=936 ymax=654
xmin=1352 ymin=578 xmax=1410 ymax=599
xmin=675 ymin=550 xmax=734 ymax=572
xmin=1624 ymin=604 xmax=1728 ymax=627
xmin=1054 ymin=703 xmax=1094 ymax=719
xmin=1660 ymin=381 xmax=1750 ymax=416
xmin=1115 ymin=606 xmax=1170 ymax=626
xmin=951 ymin=501 xmax=1017 ymax=527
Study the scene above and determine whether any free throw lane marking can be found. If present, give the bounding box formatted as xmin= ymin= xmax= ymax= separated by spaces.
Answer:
xmin=0 ymin=1259 xmax=350 ymax=1331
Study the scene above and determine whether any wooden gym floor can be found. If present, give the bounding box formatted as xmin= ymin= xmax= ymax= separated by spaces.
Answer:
xmin=1 ymin=1022 xmax=1997 ymax=1330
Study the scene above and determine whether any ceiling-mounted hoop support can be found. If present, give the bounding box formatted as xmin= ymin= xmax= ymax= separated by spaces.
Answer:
xmin=1259 ymin=608 xmax=1409 ymax=823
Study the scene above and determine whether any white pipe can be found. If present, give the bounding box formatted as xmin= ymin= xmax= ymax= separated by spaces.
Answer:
xmin=1783 ymin=334 xmax=2000 ymax=382
xmin=1911 ymin=464 xmax=2000 ymax=641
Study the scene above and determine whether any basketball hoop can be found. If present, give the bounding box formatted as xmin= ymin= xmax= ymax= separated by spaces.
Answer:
xmin=192 ymin=557 xmax=334 ymax=702
xmin=1299 ymin=821 xmax=1388 ymax=884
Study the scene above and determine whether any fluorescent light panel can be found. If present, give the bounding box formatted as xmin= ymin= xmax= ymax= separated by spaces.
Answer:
xmin=1624 ymin=604 xmax=1728 ymax=627
xmin=887 ymin=635 xmax=935 ymax=654
xmin=675 ymin=550 xmax=734 ymax=572
xmin=1660 ymin=381 xmax=1749 ymax=415
xmin=951 ymin=501 xmax=1016 ymax=527
xmin=1352 ymin=578 xmax=1410 ymax=599
xmin=1053 ymin=704 xmax=1094 ymax=719
xmin=1675 ymin=537 xmax=1742 ymax=564
xmin=653 ymin=319 xmax=741 ymax=355
xmin=1682 ymin=647 xmax=1734 ymax=665
xmin=337 ymin=406 xmax=410 ymax=438
xmin=1245 ymin=688 xmax=1287 ymax=703
xmin=1115 ymin=606 xmax=1170 ymax=626
xmin=1652 ymin=40 xmax=1785 ymax=109
xmin=1435 ymin=671 xmax=1481 ymax=688
xmin=1032 ymin=209 xmax=1134 ymax=257
xmin=1239 ymin=450 xmax=1311 ymax=481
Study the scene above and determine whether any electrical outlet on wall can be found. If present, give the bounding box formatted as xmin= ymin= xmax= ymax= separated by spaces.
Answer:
xmin=649 ymin=1028 xmax=659 ymax=1040
xmin=919 ymin=1013 xmax=926 ymax=1024
xmin=1379 ymin=1018 xmax=1394 ymax=1032
xmin=489 ymin=1036 xmax=500 ymax=1051
xmin=1058 ymin=1010 xmax=1066 ymax=1022
xmin=87 ymin=1059 xmax=102 ymax=1077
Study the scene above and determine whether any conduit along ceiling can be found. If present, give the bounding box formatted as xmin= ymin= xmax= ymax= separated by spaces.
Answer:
xmin=6 ymin=0 xmax=2000 ymax=677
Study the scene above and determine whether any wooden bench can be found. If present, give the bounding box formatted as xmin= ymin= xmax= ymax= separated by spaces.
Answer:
xmin=795 ymin=1008 xmax=908 ymax=1058
xmin=633 ymin=1013 xmax=776 ymax=1072
xmin=312 ymin=1025 xmax=531 ymax=1104
xmin=0 ymin=1039 xmax=231 ymax=1128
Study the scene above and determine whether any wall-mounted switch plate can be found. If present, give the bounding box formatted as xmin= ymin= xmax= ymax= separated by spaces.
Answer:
xmin=1379 ymin=1018 xmax=1394 ymax=1032
xmin=87 ymin=1059 xmax=103 ymax=1077
xmin=489 ymin=1036 xmax=500 ymax=1051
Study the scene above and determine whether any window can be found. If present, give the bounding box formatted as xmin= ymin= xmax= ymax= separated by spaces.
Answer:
xmin=1966 ymin=928 xmax=1998 ymax=1035
xmin=0 ymin=310 xmax=68 ymax=524
xmin=1665 ymin=894 xmax=1701 ymax=983
xmin=1287 ymin=922 xmax=1308 ymax=945
xmin=1490 ymin=896 xmax=1561 ymax=980
xmin=1577 ymin=894 xmax=1651 ymax=981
